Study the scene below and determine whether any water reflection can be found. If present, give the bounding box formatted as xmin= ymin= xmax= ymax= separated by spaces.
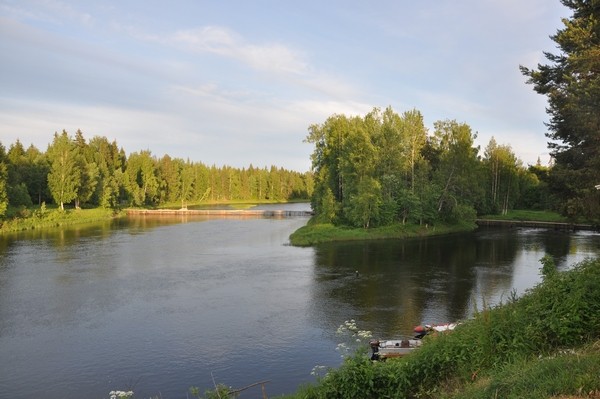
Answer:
xmin=1 ymin=213 xmax=599 ymax=399
xmin=309 ymin=227 xmax=600 ymax=339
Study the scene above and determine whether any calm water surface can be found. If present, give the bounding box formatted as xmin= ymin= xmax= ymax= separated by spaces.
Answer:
xmin=1 ymin=204 xmax=599 ymax=399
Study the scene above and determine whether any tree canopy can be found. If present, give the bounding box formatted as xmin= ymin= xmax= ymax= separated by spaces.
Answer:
xmin=306 ymin=106 xmax=540 ymax=228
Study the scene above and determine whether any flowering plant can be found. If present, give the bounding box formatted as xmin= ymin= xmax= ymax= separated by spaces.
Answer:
xmin=109 ymin=390 xmax=134 ymax=399
xmin=335 ymin=319 xmax=372 ymax=359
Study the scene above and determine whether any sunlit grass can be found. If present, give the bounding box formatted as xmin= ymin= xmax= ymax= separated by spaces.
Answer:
xmin=0 ymin=205 xmax=123 ymax=233
xmin=479 ymin=209 xmax=569 ymax=223
xmin=289 ymin=220 xmax=477 ymax=246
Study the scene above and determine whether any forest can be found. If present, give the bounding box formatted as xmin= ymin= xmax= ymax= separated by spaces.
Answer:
xmin=306 ymin=107 xmax=554 ymax=229
xmin=0 ymin=129 xmax=314 ymax=217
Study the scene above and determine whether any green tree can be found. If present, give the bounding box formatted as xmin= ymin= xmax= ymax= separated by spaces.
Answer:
xmin=520 ymin=0 xmax=600 ymax=220
xmin=346 ymin=177 xmax=381 ymax=228
xmin=519 ymin=160 xmax=554 ymax=210
xmin=179 ymin=159 xmax=195 ymax=209
xmin=483 ymin=137 xmax=520 ymax=215
xmin=23 ymin=144 xmax=50 ymax=206
xmin=158 ymin=154 xmax=181 ymax=204
xmin=73 ymin=130 xmax=99 ymax=208
xmin=88 ymin=136 xmax=125 ymax=208
xmin=0 ymin=142 xmax=8 ymax=217
xmin=6 ymin=140 xmax=34 ymax=207
xmin=124 ymin=150 xmax=159 ymax=206
xmin=402 ymin=109 xmax=428 ymax=192
xmin=430 ymin=120 xmax=482 ymax=219
xmin=47 ymin=130 xmax=80 ymax=210
xmin=7 ymin=139 xmax=26 ymax=188
xmin=306 ymin=114 xmax=352 ymax=205
xmin=339 ymin=114 xmax=379 ymax=224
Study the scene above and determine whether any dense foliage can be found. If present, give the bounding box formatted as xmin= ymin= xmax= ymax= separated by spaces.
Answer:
xmin=0 ymin=130 xmax=313 ymax=217
xmin=306 ymin=107 xmax=548 ymax=229
xmin=521 ymin=0 xmax=600 ymax=222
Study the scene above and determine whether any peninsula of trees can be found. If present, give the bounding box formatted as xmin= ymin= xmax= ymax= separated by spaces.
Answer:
xmin=305 ymin=107 xmax=552 ymax=230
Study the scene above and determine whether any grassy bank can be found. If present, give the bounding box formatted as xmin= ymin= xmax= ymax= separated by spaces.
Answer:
xmin=479 ymin=209 xmax=569 ymax=223
xmin=0 ymin=206 xmax=123 ymax=234
xmin=289 ymin=209 xmax=592 ymax=247
xmin=289 ymin=220 xmax=477 ymax=247
xmin=280 ymin=256 xmax=600 ymax=399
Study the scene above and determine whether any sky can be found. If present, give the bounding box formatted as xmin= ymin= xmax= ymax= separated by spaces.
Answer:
xmin=0 ymin=0 xmax=570 ymax=172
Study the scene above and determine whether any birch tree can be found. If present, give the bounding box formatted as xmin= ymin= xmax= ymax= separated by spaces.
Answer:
xmin=47 ymin=130 xmax=79 ymax=210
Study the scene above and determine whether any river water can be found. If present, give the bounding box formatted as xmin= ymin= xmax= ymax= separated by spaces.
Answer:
xmin=1 ymin=203 xmax=599 ymax=399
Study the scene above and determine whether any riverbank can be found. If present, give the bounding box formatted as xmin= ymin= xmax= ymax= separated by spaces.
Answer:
xmin=289 ymin=209 xmax=599 ymax=246
xmin=282 ymin=256 xmax=600 ymax=398
xmin=289 ymin=220 xmax=478 ymax=246
xmin=0 ymin=207 xmax=124 ymax=234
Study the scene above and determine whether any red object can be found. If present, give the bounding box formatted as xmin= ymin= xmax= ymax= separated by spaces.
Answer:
xmin=414 ymin=325 xmax=426 ymax=333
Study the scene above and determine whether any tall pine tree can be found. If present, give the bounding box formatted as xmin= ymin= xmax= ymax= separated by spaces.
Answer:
xmin=520 ymin=0 xmax=600 ymax=220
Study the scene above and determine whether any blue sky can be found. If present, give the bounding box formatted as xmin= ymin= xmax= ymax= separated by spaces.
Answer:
xmin=0 ymin=1 xmax=569 ymax=171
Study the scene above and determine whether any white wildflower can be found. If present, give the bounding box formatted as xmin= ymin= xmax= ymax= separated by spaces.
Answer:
xmin=109 ymin=390 xmax=133 ymax=399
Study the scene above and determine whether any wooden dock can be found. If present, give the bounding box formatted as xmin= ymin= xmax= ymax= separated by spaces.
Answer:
xmin=126 ymin=209 xmax=314 ymax=217
xmin=476 ymin=219 xmax=596 ymax=231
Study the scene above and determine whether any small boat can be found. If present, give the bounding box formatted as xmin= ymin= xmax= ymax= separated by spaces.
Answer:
xmin=369 ymin=338 xmax=422 ymax=360
xmin=370 ymin=322 xmax=459 ymax=360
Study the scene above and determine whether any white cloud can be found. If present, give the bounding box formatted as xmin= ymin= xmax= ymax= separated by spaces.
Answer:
xmin=1 ymin=0 xmax=93 ymax=26
xmin=170 ymin=26 xmax=309 ymax=76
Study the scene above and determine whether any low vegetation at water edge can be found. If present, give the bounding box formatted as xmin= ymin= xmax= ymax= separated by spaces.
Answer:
xmin=289 ymin=220 xmax=477 ymax=246
xmin=0 ymin=205 xmax=123 ymax=233
xmin=479 ymin=209 xmax=570 ymax=223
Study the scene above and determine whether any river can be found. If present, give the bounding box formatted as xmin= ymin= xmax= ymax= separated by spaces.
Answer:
xmin=0 ymin=203 xmax=599 ymax=399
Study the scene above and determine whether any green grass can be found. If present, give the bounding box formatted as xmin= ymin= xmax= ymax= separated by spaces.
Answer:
xmin=450 ymin=345 xmax=600 ymax=399
xmin=289 ymin=220 xmax=477 ymax=246
xmin=0 ymin=206 xmax=123 ymax=233
xmin=479 ymin=209 xmax=569 ymax=223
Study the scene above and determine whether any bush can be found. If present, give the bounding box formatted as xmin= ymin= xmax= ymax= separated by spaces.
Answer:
xmin=8 ymin=183 xmax=32 ymax=207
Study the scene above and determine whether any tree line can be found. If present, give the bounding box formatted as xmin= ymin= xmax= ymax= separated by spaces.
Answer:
xmin=306 ymin=107 xmax=551 ymax=228
xmin=0 ymin=129 xmax=314 ymax=217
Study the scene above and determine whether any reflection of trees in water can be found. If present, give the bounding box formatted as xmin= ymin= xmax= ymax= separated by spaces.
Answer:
xmin=310 ymin=229 xmax=528 ymax=337
xmin=541 ymin=230 xmax=572 ymax=268
xmin=470 ymin=228 xmax=521 ymax=311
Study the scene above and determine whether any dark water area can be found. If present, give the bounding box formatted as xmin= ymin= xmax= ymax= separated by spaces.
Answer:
xmin=1 ymin=204 xmax=599 ymax=399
